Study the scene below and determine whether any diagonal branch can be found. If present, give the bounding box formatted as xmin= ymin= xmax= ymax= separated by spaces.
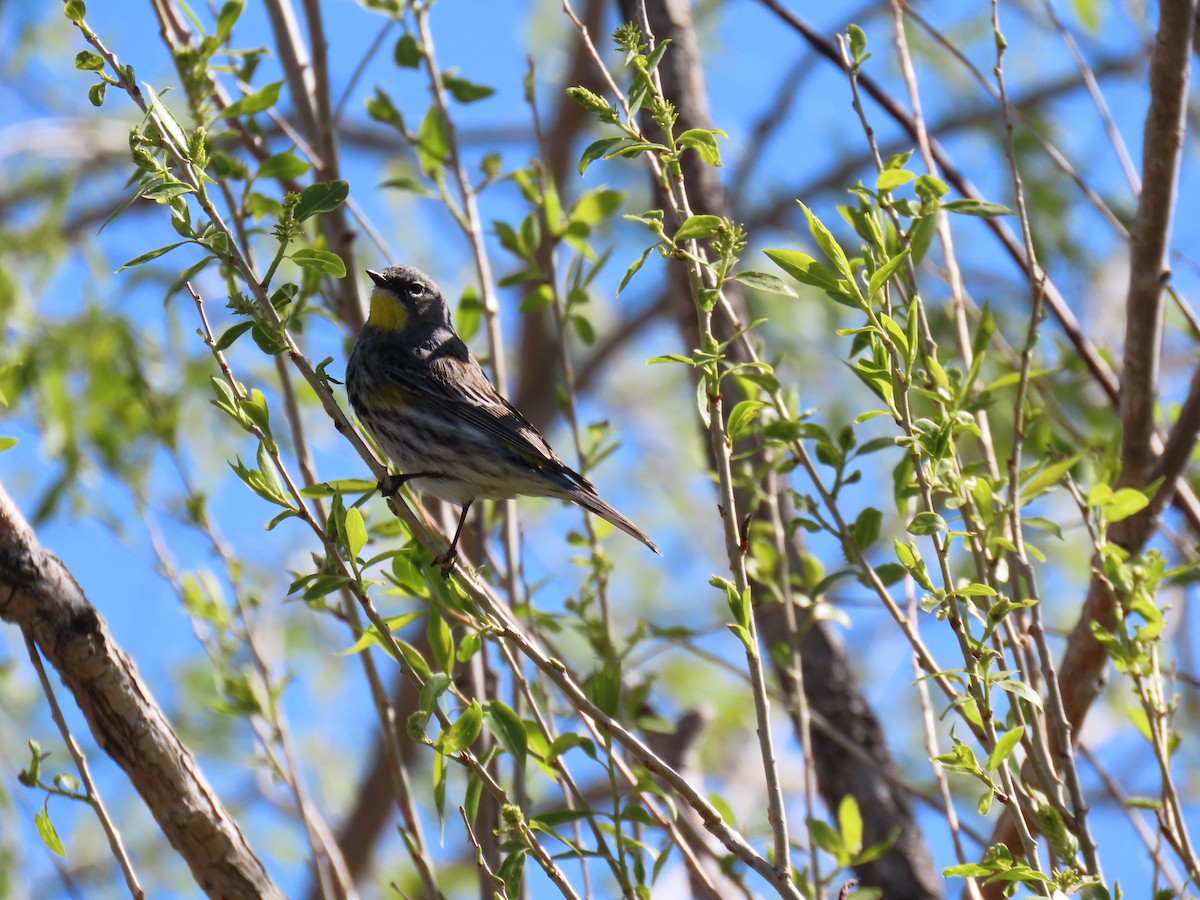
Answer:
xmin=0 ymin=482 xmax=284 ymax=899
xmin=753 ymin=0 xmax=1200 ymax=542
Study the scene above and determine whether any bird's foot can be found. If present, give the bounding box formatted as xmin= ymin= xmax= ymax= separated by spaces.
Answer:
xmin=379 ymin=472 xmax=437 ymax=498
xmin=433 ymin=547 xmax=457 ymax=577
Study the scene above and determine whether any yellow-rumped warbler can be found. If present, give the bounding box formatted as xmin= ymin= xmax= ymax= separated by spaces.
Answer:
xmin=346 ymin=265 xmax=660 ymax=565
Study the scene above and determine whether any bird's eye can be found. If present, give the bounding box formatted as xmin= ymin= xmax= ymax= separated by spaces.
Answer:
xmin=408 ymin=284 xmax=426 ymax=298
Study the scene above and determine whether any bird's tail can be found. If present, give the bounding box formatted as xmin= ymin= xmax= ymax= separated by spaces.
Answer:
xmin=572 ymin=490 xmax=661 ymax=555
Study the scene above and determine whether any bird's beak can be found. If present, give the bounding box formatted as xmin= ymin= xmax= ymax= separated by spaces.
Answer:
xmin=366 ymin=269 xmax=385 ymax=286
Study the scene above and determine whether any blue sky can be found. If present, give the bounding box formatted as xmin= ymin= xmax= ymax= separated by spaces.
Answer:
xmin=1 ymin=0 xmax=1197 ymax=896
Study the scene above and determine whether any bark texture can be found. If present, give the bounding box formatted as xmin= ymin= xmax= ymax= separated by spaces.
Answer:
xmin=0 ymin=483 xmax=283 ymax=900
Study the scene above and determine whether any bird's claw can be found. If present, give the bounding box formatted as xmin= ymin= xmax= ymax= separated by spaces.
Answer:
xmin=379 ymin=473 xmax=404 ymax=498
xmin=433 ymin=548 xmax=457 ymax=577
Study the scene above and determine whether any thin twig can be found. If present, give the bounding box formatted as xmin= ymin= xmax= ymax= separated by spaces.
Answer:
xmin=991 ymin=0 xmax=1101 ymax=876
xmin=22 ymin=629 xmax=145 ymax=899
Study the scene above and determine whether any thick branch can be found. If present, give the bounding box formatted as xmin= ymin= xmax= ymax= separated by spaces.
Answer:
xmin=1121 ymin=0 xmax=1196 ymax=487
xmin=0 ymin=483 xmax=283 ymax=900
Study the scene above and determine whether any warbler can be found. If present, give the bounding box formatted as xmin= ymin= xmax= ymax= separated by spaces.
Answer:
xmin=346 ymin=264 xmax=660 ymax=566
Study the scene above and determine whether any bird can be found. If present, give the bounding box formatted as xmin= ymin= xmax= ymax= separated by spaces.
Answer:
xmin=346 ymin=264 xmax=660 ymax=568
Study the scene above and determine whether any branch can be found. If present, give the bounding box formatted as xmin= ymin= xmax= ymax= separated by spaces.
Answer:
xmin=753 ymin=0 xmax=1120 ymax=404
xmin=603 ymin=1 xmax=939 ymax=894
xmin=1121 ymin=0 xmax=1196 ymax=488
xmin=0 ymin=482 xmax=283 ymax=899
xmin=753 ymin=0 xmax=1200 ymax=542
xmin=980 ymin=0 xmax=1198 ymax=880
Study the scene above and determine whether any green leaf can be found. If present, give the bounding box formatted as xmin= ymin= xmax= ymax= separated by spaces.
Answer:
xmin=455 ymin=285 xmax=482 ymax=341
xmin=732 ymin=271 xmax=798 ymax=297
xmin=141 ymin=83 xmax=189 ymax=154
xmin=584 ymin=666 xmax=621 ymax=718
xmin=644 ymin=38 xmax=672 ymax=73
xmin=907 ymin=512 xmax=946 ymax=535
xmin=295 ymin=180 xmax=349 ymax=221
xmin=1021 ymin=455 xmax=1079 ymax=502
xmin=437 ymin=701 xmax=483 ymax=754
xmin=894 ymin=539 xmax=934 ymax=591
xmin=808 ymin=818 xmax=843 ymax=856
xmin=847 ymin=23 xmax=867 ymax=61
xmin=88 ymin=82 xmax=107 ymax=106
xmin=571 ymin=313 xmax=595 ymax=345
xmin=798 ymin=201 xmax=853 ymax=283
xmin=222 ymin=81 xmax=282 ymax=119
xmin=546 ymin=732 xmax=597 ymax=764
xmin=486 ymin=701 xmax=528 ymax=770
xmin=850 ymin=507 xmax=882 ymax=550
xmin=64 ymin=0 xmax=86 ymax=22
xmin=290 ymin=248 xmax=346 ymax=277
xmin=867 ymin=248 xmax=911 ymax=297
xmin=242 ymin=388 xmax=271 ymax=435
xmin=418 ymin=673 xmax=453 ymax=715
xmin=380 ymin=176 xmax=429 ymax=196
xmin=75 ymin=51 xmax=105 ymax=71
xmin=726 ymin=623 xmax=753 ymax=653
xmin=578 ymin=137 xmax=627 ymax=174
xmin=908 ymin=213 xmax=939 ymax=264
xmin=0 ymin=437 xmax=17 ymax=452
xmin=36 ymin=802 xmax=66 ymax=857
xmin=675 ymin=214 xmax=722 ymax=242
xmin=141 ymin=180 xmax=196 ymax=201
xmin=366 ymin=88 xmax=404 ymax=129
xmin=677 ymin=128 xmax=723 ymax=166
xmin=954 ymin=583 xmax=997 ymax=597
xmin=443 ymin=73 xmax=494 ymax=103
xmin=427 ymin=611 xmax=454 ymax=673
xmin=618 ymin=245 xmax=653 ymax=295
xmin=1105 ymin=487 xmax=1150 ymax=522
xmin=344 ymin=506 xmax=367 ymax=558
xmin=497 ymin=848 xmax=526 ymax=899
xmin=117 ymin=241 xmax=189 ymax=272
xmin=519 ymin=283 xmax=555 ymax=313
xmin=944 ymin=863 xmax=994 ymax=878
xmin=838 ymin=794 xmax=863 ymax=856
xmin=339 ymin=612 xmax=423 ymax=655
xmin=257 ymin=151 xmax=309 ymax=180
xmin=393 ymin=33 xmax=422 ymax=68
xmin=570 ymin=188 xmax=625 ymax=225
xmin=214 ymin=320 xmax=253 ymax=351
xmin=876 ymin=169 xmax=914 ymax=192
xmin=915 ymin=174 xmax=949 ymax=202
xmin=763 ymin=248 xmax=840 ymax=293
xmin=299 ymin=478 xmax=376 ymax=497
xmin=988 ymin=725 xmax=1024 ymax=770
xmin=727 ymin=400 xmax=765 ymax=440
xmin=215 ymin=0 xmax=243 ymax=41
xmin=994 ymin=679 xmax=1043 ymax=711
xmin=942 ymin=199 xmax=1013 ymax=217
xmin=415 ymin=105 xmax=449 ymax=175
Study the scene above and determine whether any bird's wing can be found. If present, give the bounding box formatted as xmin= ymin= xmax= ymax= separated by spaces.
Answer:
xmin=378 ymin=341 xmax=587 ymax=487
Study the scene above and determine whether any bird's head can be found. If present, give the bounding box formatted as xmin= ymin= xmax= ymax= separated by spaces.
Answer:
xmin=365 ymin=265 xmax=451 ymax=333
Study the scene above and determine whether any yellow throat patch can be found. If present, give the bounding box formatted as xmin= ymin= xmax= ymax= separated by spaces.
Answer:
xmin=367 ymin=288 xmax=409 ymax=331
